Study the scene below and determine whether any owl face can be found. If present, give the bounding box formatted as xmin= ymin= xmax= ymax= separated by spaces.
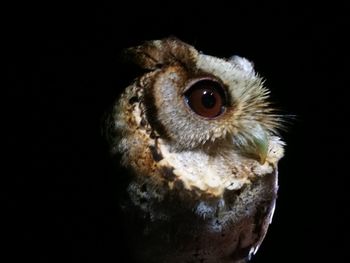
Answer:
xmin=106 ymin=38 xmax=285 ymax=262
xmin=128 ymin=39 xmax=282 ymax=156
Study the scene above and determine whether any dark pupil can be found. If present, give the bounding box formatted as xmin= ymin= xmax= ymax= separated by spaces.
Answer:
xmin=201 ymin=91 xmax=216 ymax=108
xmin=184 ymin=79 xmax=226 ymax=118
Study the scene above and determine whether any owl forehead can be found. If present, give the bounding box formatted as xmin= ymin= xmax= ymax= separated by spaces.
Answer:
xmin=150 ymin=54 xmax=260 ymax=99
xmin=196 ymin=54 xmax=259 ymax=93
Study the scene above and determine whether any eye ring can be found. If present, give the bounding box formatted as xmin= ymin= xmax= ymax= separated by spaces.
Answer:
xmin=183 ymin=78 xmax=227 ymax=119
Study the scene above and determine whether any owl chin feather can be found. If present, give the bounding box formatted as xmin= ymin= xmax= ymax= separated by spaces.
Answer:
xmin=106 ymin=38 xmax=285 ymax=262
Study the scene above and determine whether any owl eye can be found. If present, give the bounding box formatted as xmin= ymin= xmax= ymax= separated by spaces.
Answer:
xmin=184 ymin=79 xmax=227 ymax=118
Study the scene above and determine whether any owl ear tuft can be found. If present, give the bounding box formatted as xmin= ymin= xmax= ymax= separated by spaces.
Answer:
xmin=124 ymin=37 xmax=198 ymax=70
xmin=228 ymin=55 xmax=255 ymax=75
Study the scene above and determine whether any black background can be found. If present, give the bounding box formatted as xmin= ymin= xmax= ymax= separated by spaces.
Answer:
xmin=7 ymin=2 xmax=348 ymax=263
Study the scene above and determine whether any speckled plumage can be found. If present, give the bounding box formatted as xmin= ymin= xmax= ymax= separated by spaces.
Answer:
xmin=105 ymin=38 xmax=285 ymax=263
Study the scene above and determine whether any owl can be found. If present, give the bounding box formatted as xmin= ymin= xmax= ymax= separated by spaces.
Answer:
xmin=105 ymin=38 xmax=285 ymax=263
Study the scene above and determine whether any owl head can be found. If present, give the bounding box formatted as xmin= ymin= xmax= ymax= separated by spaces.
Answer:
xmin=106 ymin=37 xmax=284 ymax=198
xmin=122 ymin=38 xmax=282 ymax=163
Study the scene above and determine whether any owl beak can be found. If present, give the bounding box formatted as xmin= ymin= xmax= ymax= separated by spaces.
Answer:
xmin=252 ymin=133 xmax=269 ymax=165
xmin=245 ymin=141 xmax=268 ymax=165
xmin=235 ymin=127 xmax=269 ymax=165
xmin=257 ymin=148 xmax=268 ymax=164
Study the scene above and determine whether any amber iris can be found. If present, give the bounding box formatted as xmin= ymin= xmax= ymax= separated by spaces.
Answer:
xmin=184 ymin=79 xmax=226 ymax=118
